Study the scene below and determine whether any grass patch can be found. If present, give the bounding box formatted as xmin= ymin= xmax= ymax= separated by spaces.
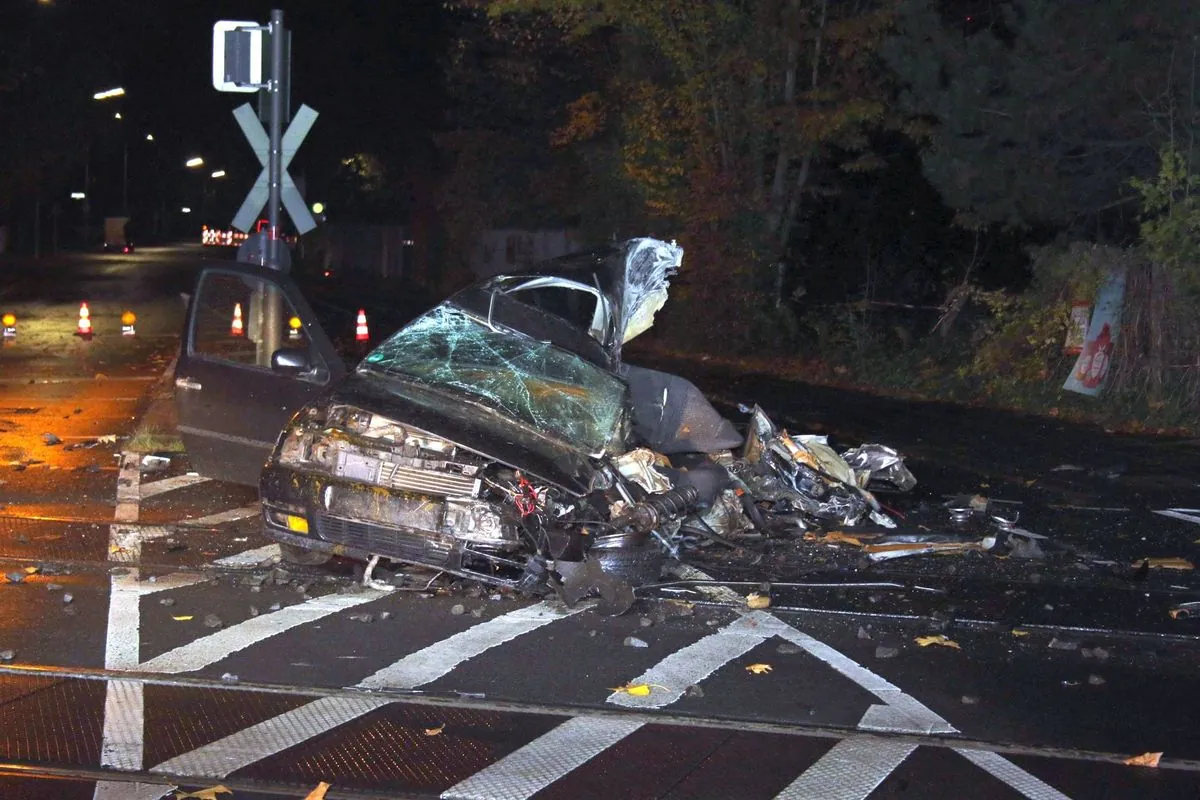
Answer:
xmin=125 ymin=424 xmax=185 ymax=454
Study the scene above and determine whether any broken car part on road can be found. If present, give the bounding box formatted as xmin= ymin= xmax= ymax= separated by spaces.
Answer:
xmin=177 ymin=239 xmax=932 ymax=614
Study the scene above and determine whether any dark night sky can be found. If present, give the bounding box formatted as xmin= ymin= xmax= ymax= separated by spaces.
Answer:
xmin=20 ymin=0 xmax=448 ymax=222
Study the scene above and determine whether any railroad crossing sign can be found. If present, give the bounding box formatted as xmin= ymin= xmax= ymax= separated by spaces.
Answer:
xmin=230 ymin=102 xmax=317 ymax=234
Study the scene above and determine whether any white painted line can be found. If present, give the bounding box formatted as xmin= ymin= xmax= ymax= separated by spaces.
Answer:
xmin=178 ymin=503 xmax=260 ymax=527
xmin=146 ymin=602 xmax=582 ymax=778
xmin=606 ymin=613 xmax=771 ymax=708
xmin=955 ymin=748 xmax=1072 ymax=799
xmin=99 ymin=680 xmax=145 ymax=771
xmin=93 ymin=781 xmax=172 ymax=800
xmin=773 ymin=737 xmax=917 ymax=800
xmin=140 ymin=473 xmax=211 ymax=499
xmin=212 ymin=543 xmax=280 ymax=568
xmin=105 ymin=572 xmax=145 ymax=669
xmin=442 ymin=716 xmax=645 ymax=800
xmin=1153 ymin=508 xmax=1200 ymax=526
xmin=114 ymin=453 xmax=141 ymax=524
xmin=137 ymin=572 xmax=211 ymax=595
xmin=149 ymin=696 xmax=390 ymax=778
xmin=137 ymin=591 xmax=388 ymax=674
xmin=357 ymin=601 xmax=586 ymax=690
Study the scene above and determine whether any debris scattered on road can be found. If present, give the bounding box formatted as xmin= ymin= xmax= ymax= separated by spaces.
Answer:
xmin=1134 ymin=557 xmax=1193 ymax=571
xmin=303 ymin=782 xmax=332 ymax=800
xmin=745 ymin=592 xmax=770 ymax=609
xmin=623 ymin=636 xmax=649 ymax=648
xmin=745 ymin=663 xmax=773 ymax=674
xmin=1087 ymin=674 xmax=1106 ymax=686
xmin=1011 ymin=629 xmax=1030 ymax=637
xmin=915 ymin=635 xmax=961 ymax=650
xmin=62 ymin=593 xmax=73 ymax=604
xmin=41 ymin=433 xmax=61 ymax=446
xmin=450 ymin=603 xmax=466 ymax=616
xmin=422 ymin=723 xmax=445 ymax=737
xmin=0 ymin=650 xmax=13 ymax=661
xmin=1048 ymin=637 xmax=1079 ymax=651
xmin=4 ymin=572 xmax=26 ymax=584
xmin=159 ymin=597 xmax=175 ymax=606
xmin=140 ymin=455 xmax=171 ymax=472
xmin=610 ymin=682 xmax=661 ymax=696
xmin=1123 ymin=752 xmax=1162 ymax=768
xmin=174 ymin=785 xmax=232 ymax=799
xmin=203 ymin=614 xmax=223 ymax=629
xmin=961 ymin=695 xmax=979 ymax=705
xmin=875 ymin=645 xmax=900 ymax=659
xmin=45 ymin=583 xmax=63 ymax=592
xmin=221 ymin=673 xmax=238 ymax=683
xmin=1050 ymin=464 xmax=1085 ymax=472
xmin=348 ymin=613 xmax=374 ymax=623
xmin=1168 ymin=601 xmax=1200 ymax=620
xmin=1081 ymin=647 xmax=1110 ymax=661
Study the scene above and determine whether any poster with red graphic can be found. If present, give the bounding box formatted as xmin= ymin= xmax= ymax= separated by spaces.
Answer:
xmin=1064 ymin=269 xmax=1126 ymax=396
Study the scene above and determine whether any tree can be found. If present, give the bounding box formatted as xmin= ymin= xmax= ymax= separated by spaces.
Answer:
xmin=883 ymin=0 xmax=1200 ymax=232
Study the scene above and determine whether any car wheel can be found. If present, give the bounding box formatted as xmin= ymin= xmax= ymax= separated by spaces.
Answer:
xmin=279 ymin=543 xmax=332 ymax=566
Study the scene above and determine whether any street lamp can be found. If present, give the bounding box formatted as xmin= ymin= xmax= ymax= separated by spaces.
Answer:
xmin=181 ymin=207 xmax=192 ymax=214
xmin=145 ymin=134 xmax=154 ymax=141
xmin=93 ymin=87 xmax=125 ymax=101
xmin=70 ymin=192 xmax=86 ymax=200
xmin=185 ymin=157 xmax=204 ymax=168
xmin=210 ymin=170 xmax=226 ymax=179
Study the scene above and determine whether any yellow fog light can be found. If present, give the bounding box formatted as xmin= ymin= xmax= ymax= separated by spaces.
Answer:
xmin=285 ymin=514 xmax=309 ymax=534
xmin=121 ymin=310 xmax=136 ymax=326
xmin=1 ymin=314 xmax=14 ymax=327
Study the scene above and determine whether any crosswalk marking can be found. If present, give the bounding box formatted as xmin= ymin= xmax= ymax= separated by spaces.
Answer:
xmin=773 ymin=737 xmax=916 ymax=800
xmin=212 ymin=543 xmax=280 ymax=567
xmin=1153 ymin=508 xmax=1200 ymax=526
xmin=442 ymin=716 xmax=645 ymax=800
xmin=955 ymin=748 xmax=1071 ymax=800
xmin=358 ymin=601 xmax=587 ymax=690
xmin=140 ymin=473 xmax=211 ymax=499
xmin=178 ymin=503 xmax=260 ymax=527
xmin=137 ymin=590 xmax=389 ymax=673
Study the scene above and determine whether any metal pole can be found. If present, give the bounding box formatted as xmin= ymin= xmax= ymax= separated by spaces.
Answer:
xmin=122 ymin=141 xmax=128 ymax=215
xmin=266 ymin=8 xmax=284 ymax=271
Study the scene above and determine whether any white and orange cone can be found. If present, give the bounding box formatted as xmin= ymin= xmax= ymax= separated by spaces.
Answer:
xmin=355 ymin=308 xmax=369 ymax=342
xmin=2 ymin=313 xmax=15 ymax=339
xmin=121 ymin=310 xmax=136 ymax=336
xmin=230 ymin=303 xmax=245 ymax=337
xmin=75 ymin=302 xmax=93 ymax=339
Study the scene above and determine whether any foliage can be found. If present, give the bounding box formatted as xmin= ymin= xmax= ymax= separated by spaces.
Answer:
xmin=883 ymin=0 xmax=1200 ymax=232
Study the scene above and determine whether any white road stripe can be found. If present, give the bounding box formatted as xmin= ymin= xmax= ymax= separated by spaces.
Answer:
xmin=149 ymin=696 xmax=390 ymax=779
xmin=178 ymin=503 xmax=260 ymax=527
xmin=955 ymin=748 xmax=1072 ymax=800
xmin=145 ymin=602 xmax=580 ymax=778
xmin=442 ymin=716 xmax=645 ymax=800
xmin=1153 ymin=508 xmax=1200 ymax=526
xmin=137 ymin=590 xmax=388 ymax=674
xmin=114 ymin=452 xmax=141 ymax=524
xmin=212 ymin=544 xmax=281 ymax=568
xmin=140 ymin=473 xmax=211 ymax=499
xmin=358 ymin=601 xmax=586 ymax=690
xmin=607 ymin=613 xmax=771 ymax=708
xmin=773 ymin=737 xmax=917 ymax=800
xmin=99 ymin=681 xmax=146 ymax=771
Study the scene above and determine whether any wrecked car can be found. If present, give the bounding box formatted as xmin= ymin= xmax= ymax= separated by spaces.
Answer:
xmin=175 ymin=239 xmax=916 ymax=611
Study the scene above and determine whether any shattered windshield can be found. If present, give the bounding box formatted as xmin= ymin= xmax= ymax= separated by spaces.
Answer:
xmin=360 ymin=304 xmax=627 ymax=454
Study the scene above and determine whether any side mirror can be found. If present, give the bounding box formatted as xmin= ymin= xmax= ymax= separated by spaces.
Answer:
xmin=271 ymin=347 xmax=313 ymax=375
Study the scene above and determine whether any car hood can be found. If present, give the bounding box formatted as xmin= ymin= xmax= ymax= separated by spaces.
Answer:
xmin=327 ymin=371 xmax=598 ymax=495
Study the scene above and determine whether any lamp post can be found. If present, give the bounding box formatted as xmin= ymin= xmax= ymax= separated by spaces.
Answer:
xmin=93 ymin=87 xmax=127 ymax=215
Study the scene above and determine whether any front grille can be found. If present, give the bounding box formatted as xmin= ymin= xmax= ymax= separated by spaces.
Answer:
xmin=314 ymin=513 xmax=452 ymax=565
xmin=377 ymin=462 xmax=479 ymax=497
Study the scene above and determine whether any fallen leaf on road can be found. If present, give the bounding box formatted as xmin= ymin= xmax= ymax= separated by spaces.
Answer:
xmin=1124 ymin=752 xmax=1162 ymax=768
xmin=1133 ymin=557 xmax=1194 ymax=571
xmin=745 ymin=663 xmax=773 ymax=674
xmin=745 ymin=592 xmax=771 ymax=609
xmin=424 ymin=724 xmax=445 ymax=736
xmin=174 ymin=786 xmax=231 ymax=799
xmin=804 ymin=530 xmax=879 ymax=547
xmin=23 ymin=566 xmax=38 ymax=575
xmin=172 ymin=615 xmax=194 ymax=621
xmin=303 ymin=783 xmax=332 ymax=800
xmin=609 ymin=683 xmax=665 ymax=697
xmin=1010 ymin=629 xmax=1030 ymax=637
xmin=97 ymin=434 xmax=118 ymax=444
xmin=915 ymin=635 xmax=961 ymax=650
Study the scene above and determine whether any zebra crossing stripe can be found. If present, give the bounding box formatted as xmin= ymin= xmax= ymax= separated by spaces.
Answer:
xmin=954 ymin=748 xmax=1071 ymax=800
xmin=143 ymin=601 xmax=580 ymax=781
xmin=212 ymin=544 xmax=281 ymax=568
xmin=442 ymin=716 xmax=645 ymax=800
xmin=178 ymin=503 xmax=260 ymax=527
xmin=773 ymin=737 xmax=917 ymax=800
xmin=137 ymin=590 xmax=390 ymax=674
xmin=1153 ymin=508 xmax=1200 ymax=526
xmin=140 ymin=473 xmax=211 ymax=499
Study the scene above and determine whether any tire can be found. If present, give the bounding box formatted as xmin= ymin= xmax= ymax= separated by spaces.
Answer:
xmin=279 ymin=543 xmax=332 ymax=566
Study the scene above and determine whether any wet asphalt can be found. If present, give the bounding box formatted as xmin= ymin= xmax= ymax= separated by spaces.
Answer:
xmin=0 ymin=246 xmax=1197 ymax=798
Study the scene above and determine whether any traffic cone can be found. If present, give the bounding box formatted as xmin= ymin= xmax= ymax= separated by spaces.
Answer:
xmin=1 ymin=313 xmax=15 ymax=339
xmin=75 ymin=302 xmax=93 ymax=339
xmin=355 ymin=309 xmax=369 ymax=342
xmin=121 ymin=310 xmax=136 ymax=336
xmin=230 ymin=303 xmax=245 ymax=337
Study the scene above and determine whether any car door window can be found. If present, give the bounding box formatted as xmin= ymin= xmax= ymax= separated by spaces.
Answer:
xmin=192 ymin=271 xmax=311 ymax=367
xmin=503 ymin=279 xmax=611 ymax=344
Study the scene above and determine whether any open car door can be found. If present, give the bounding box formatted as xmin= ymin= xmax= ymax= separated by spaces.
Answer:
xmin=174 ymin=264 xmax=347 ymax=486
